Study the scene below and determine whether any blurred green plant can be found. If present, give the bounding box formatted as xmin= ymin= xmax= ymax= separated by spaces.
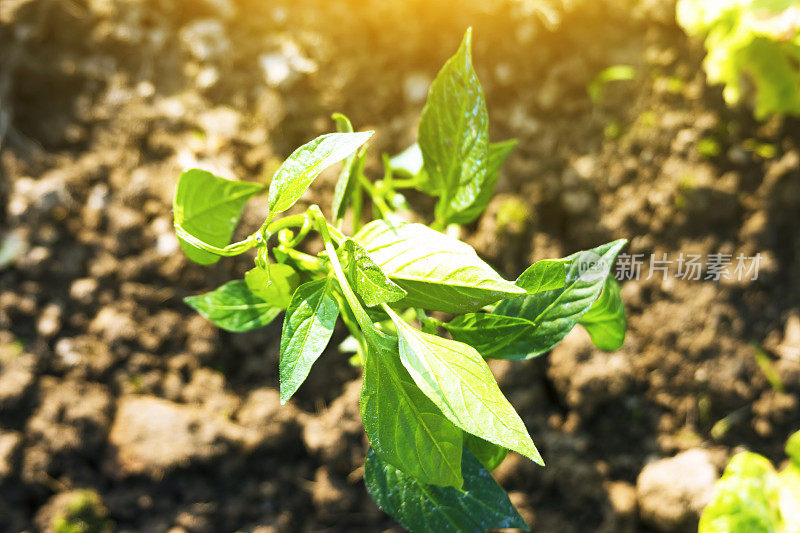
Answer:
xmin=587 ymin=65 xmax=636 ymax=102
xmin=700 ymin=430 xmax=800 ymax=533
xmin=752 ymin=344 xmax=784 ymax=392
xmin=743 ymin=138 xmax=778 ymax=158
xmin=697 ymin=137 xmax=722 ymax=158
xmin=495 ymin=196 xmax=530 ymax=233
xmin=677 ymin=0 xmax=800 ymax=119
xmin=52 ymin=490 xmax=113 ymax=533
xmin=171 ymin=28 xmax=629 ymax=532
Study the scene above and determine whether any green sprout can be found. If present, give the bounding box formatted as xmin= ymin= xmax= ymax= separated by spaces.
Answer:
xmin=700 ymin=430 xmax=800 ymax=533
xmin=677 ymin=0 xmax=800 ymax=119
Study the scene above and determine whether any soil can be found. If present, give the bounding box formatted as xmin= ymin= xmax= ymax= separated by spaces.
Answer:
xmin=1 ymin=0 xmax=799 ymax=532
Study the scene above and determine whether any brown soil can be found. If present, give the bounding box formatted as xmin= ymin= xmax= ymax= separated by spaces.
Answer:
xmin=1 ymin=0 xmax=799 ymax=532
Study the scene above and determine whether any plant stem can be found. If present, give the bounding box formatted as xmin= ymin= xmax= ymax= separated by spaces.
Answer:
xmin=174 ymin=224 xmax=259 ymax=256
xmin=281 ymin=218 xmax=313 ymax=248
xmin=352 ymin=180 xmax=364 ymax=234
xmin=334 ymin=291 xmax=369 ymax=361
xmin=309 ymin=205 xmax=376 ymax=340
xmin=387 ymin=178 xmax=419 ymax=189
xmin=415 ymin=308 xmax=440 ymax=334
xmin=277 ymin=247 xmax=326 ymax=273
xmin=263 ymin=213 xmax=309 ymax=238
xmin=357 ymin=175 xmax=391 ymax=218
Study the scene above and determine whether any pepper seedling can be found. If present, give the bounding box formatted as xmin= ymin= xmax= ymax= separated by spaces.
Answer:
xmin=173 ymin=28 xmax=628 ymax=532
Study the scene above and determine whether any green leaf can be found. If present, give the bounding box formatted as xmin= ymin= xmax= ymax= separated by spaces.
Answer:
xmin=173 ymin=169 xmax=264 ymax=265
xmin=464 ymin=433 xmax=508 ymax=471
xmin=579 ymin=276 xmax=626 ymax=351
xmin=445 ymin=252 xmax=620 ymax=360
xmin=677 ymin=0 xmax=800 ymax=119
xmin=184 ymin=280 xmax=281 ymax=332
xmin=387 ymin=143 xmax=435 ymax=195
xmin=341 ymin=239 xmax=407 ymax=307
xmin=447 ymin=139 xmax=518 ymax=225
xmin=700 ymin=431 xmax=800 ymax=533
xmin=386 ymin=307 xmax=543 ymax=465
xmin=515 ymin=258 xmax=568 ymax=294
xmin=267 ymin=131 xmax=373 ymax=219
xmin=389 ymin=143 xmax=424 ymax=178
xmin=699 ymin=452 xmax=782 ymax=533
xmin=354 ymin=219 xmax=525 ymax=313
xmin=444 ymin=313 xmax=538 ymax=360
xmin=330 ymin=114 xmax=367 ymax=221
xmin=244 ymin=263 xmax=300 ymax=309
xmin=279 ymin=278 xmax=339 ymax=403
xmin=787 ymin=430 xmax=800 ymax=466
xmin=418 ymin=28 xmax=491 ymax=223
xmin=331 ymin=112 xmax=353 ymax=133
xmin=332 ymin=146 xmax=366 ymax=222
xmin=361 ymin=331 xmax=463 ymax=487
xmin=489 ymin=239 xmax=627 ymax=359
xmin=365 ymin=448 xmax=528 ymax=533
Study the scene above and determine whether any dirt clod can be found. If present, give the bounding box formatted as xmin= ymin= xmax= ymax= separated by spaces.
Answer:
xmin=636 ymin=449 xmax=718 ymax=531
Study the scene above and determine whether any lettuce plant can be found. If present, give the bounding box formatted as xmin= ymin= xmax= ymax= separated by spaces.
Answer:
xmin=700 ymin=430 xmax=800 ymax=533
xmin=172 ymin=28 xmax=627 ymax=531
xmin=677 ymin=0 xmax=800 ymax=119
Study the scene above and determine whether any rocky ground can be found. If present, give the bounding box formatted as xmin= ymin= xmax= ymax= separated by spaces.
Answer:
xmin=0 ymin=0 xmax=799 ymax=531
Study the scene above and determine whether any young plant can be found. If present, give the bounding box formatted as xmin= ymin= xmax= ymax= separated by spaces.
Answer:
xmin=700 ymin=430 xmax=800 ymax=533
xmin=677 ymin=0 xmax=800 ymax=119
xmin=173 ymin=28 xmax=628 ymax=531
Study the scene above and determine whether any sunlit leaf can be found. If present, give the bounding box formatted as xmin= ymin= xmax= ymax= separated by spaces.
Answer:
xmin=268 ymin=132 xmax=373 ymax=218
xmin=184 ymin=280 xmax=280 ymax=332
xmin=355 ymin=219 xmax=524 ymax=313
xmin=279 ymin=278 xmax=339 ymax=403
xmin=173 ymin=169 xmax=264 ymax=265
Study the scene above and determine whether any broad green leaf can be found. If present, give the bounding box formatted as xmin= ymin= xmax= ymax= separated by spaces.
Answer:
xmin=418 ymin=28 xmax=491 ymax=223
xmin=446 ymin=246 xmax=624 ymax=360
xmin=341 ymin=239 xmax=407 ymax=307
xmin=444 ymin=313 xmax=538 ymax=360
xmin=354 ymin=219 xmax=525 ymax=313
xmin=330 ymin=114 xmax=367 ymax=220
xmin=490 ymin=239 xmax=627 ymax=358
xmin=699 ymin=452 xmax=782 ymax=533
xmin=579 ymin=276 xmax=626 ymax=351
xmin=267 ymin=131 xmax=373 ymax=218
xmin=361 ymin=331 xmax=463 ymax=487
xmin=173 ymin=169 xmax=264 ymax=265
xmin=244 ymin=263 xmax=300 ymax=309
xmin=464 ymin=433 xmax=508 ymax=471
xmin=184 ymin=280 xmax=281 ymax=332
xmin=390 ymin=138 xmax=516 ymax=225
xmin=515 ymin=258 xmax=568 ymax=294
xmin=448 ymin=139 xmax=518 ymax=225
xmin=365 ymin=448 xmax=528 ymax=532
xmin=279 ymin=278 xmax=339 ymax=403
xmin=387 ymin=307 xmax=543 ymax=465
